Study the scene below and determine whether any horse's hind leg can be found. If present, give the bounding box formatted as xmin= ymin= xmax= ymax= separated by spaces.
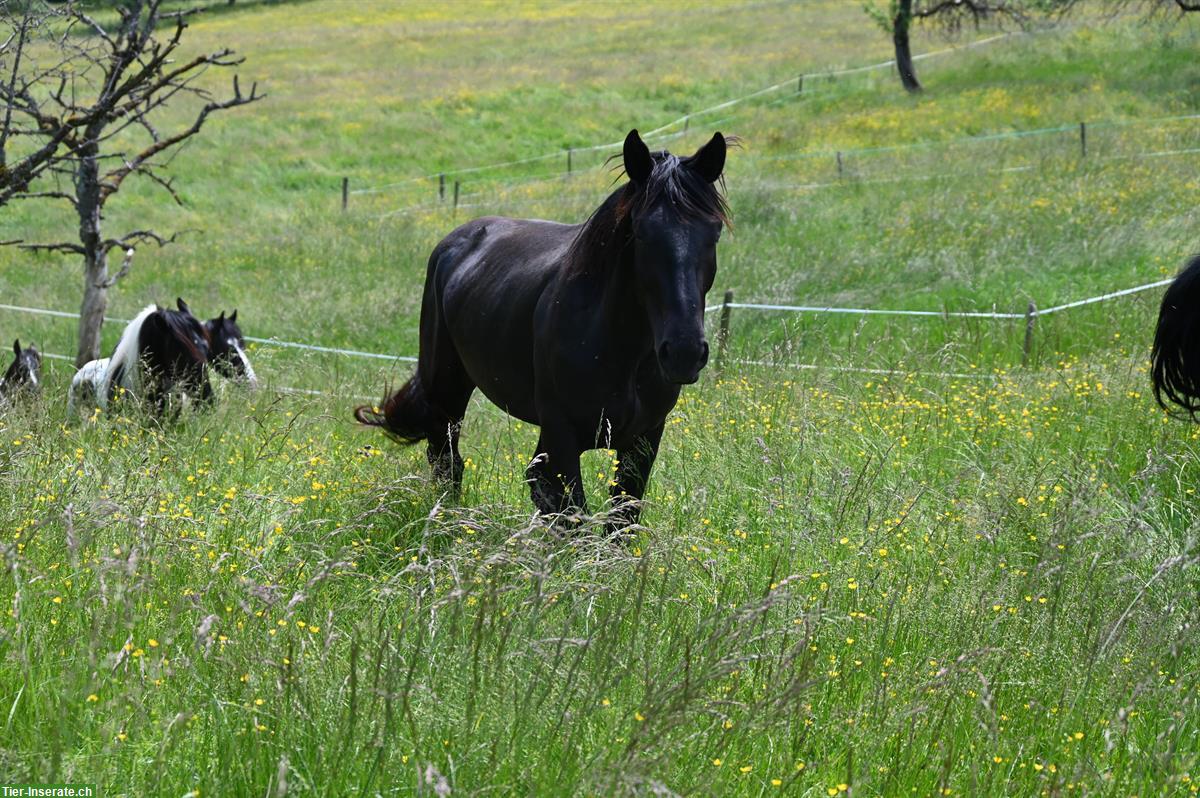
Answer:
xmin=425 ymin=405 xmax=468 ymax=492
xmin=421 ymin=343 xmax=475 ymax=497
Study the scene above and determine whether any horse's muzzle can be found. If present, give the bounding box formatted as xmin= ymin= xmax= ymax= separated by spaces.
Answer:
xmin=658 ymin=338 xmax=709 ymax=384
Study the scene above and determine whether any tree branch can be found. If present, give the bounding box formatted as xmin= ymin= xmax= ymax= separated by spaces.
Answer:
xmin=11 ymin=190 xmax=79 ymax=208
xmin=17 ymin=241 xmax=86 ymax=255
xmin=104 ymin=229 xmax=179 ymax=250
xmin=100 ymin=74 xmax=262 ymax=199
xmin=98 ymin=247 xmax=135 ymax=288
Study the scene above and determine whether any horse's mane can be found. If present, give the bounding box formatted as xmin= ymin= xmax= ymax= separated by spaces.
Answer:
xmin=567 ymin=149 xmax=731 ymax=276
xmin=104 ymin=304 xmax=159 ymax=397
xmin=158 ymin=308 xmax=211 ymax=364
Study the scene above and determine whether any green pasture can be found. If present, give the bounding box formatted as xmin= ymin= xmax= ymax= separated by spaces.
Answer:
xmin=1 ymin=1 xmax=1200 ymax=795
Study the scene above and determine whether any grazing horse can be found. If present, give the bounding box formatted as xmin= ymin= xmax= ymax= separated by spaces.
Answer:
xmin=205 ymin=310 xmax=258 ymax=389
xmin=67 ymin=299 xmax=212 ymax=417
xmin=357 ymin=129 xmax=729 ymax=526
xmin=1151 ymin=253 xmax=1200 ymax=418
xmin=1 ymin=339 xmax=42 ymax=404
xmin=70 ymin=303 xmax=256 ymax=418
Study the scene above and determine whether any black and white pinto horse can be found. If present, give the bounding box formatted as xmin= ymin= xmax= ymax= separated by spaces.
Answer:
xmin=68 ymin=299 xmax=254 ymax=418
xmin=357 ymin=129 xmax=729 ymax=527
xmin=1152 ymin=253 xmax=1200 ymax=418
xmin=1 ymin=339 xmax=42 ymax=405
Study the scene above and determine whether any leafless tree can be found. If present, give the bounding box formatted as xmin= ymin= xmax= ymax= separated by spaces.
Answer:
xmin=1 ymin=0 xmax=262 ymax=366
xmin=864 ymin=1 xmax=1077 ymax=93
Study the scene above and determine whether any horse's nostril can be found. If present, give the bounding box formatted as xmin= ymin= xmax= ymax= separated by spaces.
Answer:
xmin=659 ymin=340 xmax=672 ymax=363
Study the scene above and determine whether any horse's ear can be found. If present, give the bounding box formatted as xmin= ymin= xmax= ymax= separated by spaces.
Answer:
xmin=177 ymin=297 xmax=190 ymax=314
xmin=230 ymin=309 xmax=237 ymax=323
xmin=623 ymin=129 xmax=652 ymax=184
xmin=12 ymin=339 xmax=20 ymax=356
xmin=690 ymin=132 xmax=726 ymax=183
xmin=218 ymin=310 xmax=225 ymax=323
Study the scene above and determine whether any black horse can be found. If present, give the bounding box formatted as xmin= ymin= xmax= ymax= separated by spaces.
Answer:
xmin=1152 ymin=253 xmax=1200 ymax=418
xmin=205 ymin=309 xmax=258 ymax=388
xmin=358 ymin=129 xmax=729 ymax=525
xmin=102 ymin=298 xmax=213 ymax=415
xmin=0 ymin=339 xmax=42 ymax=404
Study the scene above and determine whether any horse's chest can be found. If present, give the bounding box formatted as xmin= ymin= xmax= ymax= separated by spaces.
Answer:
xmin=584 ymin=368 xmax=679 ymax=448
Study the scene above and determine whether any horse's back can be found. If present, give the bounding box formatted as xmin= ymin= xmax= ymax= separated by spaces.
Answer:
xmin=423 ymin=216 xmax=578 ymax=422
xmin=432 ymin=216 xmax=575 ymax=290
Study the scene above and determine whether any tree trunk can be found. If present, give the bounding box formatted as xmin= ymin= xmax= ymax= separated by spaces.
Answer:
xmin=75 ymin=146 xmax=108 ymax=367
xmin=893 ymin=0 xmax=923 ymax=93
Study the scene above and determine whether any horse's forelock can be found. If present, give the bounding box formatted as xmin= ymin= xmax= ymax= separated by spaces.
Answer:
xmin=570 ymin=148 xmax=729 ymax=275
xmin=640 ymin=151 xmax=730 ymax=228
xmin=209 ymin=316 xmax=245 ymax=347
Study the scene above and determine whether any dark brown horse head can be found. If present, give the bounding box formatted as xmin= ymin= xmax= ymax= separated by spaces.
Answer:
xmin=205 ymin=309 xmax=258 ymax=387
xmin=619 ymin=129 xmax=729 ymax=384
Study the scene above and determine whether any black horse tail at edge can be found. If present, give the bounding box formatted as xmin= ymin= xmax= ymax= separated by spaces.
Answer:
xmin=354 ymin=373 xmax=431 ymax=444
xmin=1151 ymin=253 xmax=1200 ymax=419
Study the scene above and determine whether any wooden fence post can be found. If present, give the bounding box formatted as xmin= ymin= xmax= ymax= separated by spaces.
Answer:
xmin=1080 ymin=122 xmax=1087 ymax=158
xmin=1022 ymin=301 xmax=1037 ymax=367
xmin=836 ymin=151 xmax=844 ymax=179
xmin=717 ymin=289 xmax=734 ymax=369
xmin=567 ymin=147 xmax=573 ymax=174
xmin=341 ymin=177 xmax=348 ymax=212
xmin=439 ymin=173 xmax=445 ymax=201
xmin=797 ymin=75 xmax=803 ymax=94
xmin=453 ymin=180 xmax=460 ymax=215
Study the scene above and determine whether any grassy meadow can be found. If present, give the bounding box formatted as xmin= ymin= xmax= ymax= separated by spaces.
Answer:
xmin=2 ymin=1 xmax=1200 ymax=795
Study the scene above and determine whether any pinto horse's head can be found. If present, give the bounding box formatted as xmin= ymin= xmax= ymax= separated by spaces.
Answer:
xmin=1 ymin=338 xmax=42 ymax=399
xmin=205 ymin=309 xmax=258 ymax=388
xmin=622 ymin=128 xmax=729 ymax=385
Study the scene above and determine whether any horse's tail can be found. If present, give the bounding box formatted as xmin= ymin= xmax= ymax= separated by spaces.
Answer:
xmin=1151 ymin=253 xmax=1200 ymax=419
xmin=354 ymin=373 xmax=431 ymax=444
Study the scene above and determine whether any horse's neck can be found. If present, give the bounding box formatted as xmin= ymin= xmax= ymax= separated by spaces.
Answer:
xmin=582 ymin=243 xmax=652 ymax=347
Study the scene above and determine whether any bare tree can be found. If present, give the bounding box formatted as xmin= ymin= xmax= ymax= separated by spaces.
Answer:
xmin=1 ymin=0 xmax=262 ymax=366
xmin=864 ymin=1 xmax=1076 ymax=93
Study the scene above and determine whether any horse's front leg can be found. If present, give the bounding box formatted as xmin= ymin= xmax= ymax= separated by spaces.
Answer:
xmin=526 ymin=422 xmax=586 ymax=517
xmin=145 ymin=375 xmax=169 ymax=418
xmin=196 ymin=373 xmax=214 ymax=407
xmin=609 ymin=423 xmax=665 ymax=533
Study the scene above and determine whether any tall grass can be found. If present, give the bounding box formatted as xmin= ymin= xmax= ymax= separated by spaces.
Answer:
xmin=3 ymin=338 xmax=1200 ymax=793
xmin=2 ymin=2 xmax=1200 ymax=795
